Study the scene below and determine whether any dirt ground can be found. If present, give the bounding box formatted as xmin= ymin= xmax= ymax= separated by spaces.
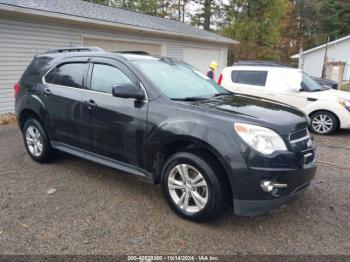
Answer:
xmin=0 ymin=124 xmax=349 ymax=255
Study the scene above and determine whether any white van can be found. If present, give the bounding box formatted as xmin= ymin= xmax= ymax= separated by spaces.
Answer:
xmin=219 ymin=63 xmax=350 ymax=135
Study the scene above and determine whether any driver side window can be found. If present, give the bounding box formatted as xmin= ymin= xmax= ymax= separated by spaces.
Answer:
xmin=91 ymin=64 xmax=133 ymax=94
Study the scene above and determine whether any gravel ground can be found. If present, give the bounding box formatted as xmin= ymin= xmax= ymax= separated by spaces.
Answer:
xmin=0 ymin=124 xmax=349 ymax=255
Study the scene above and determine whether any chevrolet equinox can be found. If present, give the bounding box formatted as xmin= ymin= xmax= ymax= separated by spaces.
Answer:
xmin=15 ymin=47 xmax=317 ymax=222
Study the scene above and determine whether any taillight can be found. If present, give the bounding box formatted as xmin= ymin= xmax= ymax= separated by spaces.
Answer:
xmin=218 ymin=73 xmax=223 ymax=86
xmin=14 ymin=83 xmax=21 ymax=98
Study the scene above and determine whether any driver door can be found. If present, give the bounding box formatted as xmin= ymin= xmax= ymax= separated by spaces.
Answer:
xmin=85 ymin=58 xmax=148 ymax=167
xmin=267 ymin=70 xmax=310 ymax=110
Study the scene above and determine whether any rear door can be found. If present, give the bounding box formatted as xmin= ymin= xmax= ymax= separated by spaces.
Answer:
xmin=42 ymin=59 xmax=92 ymax=150
xmin=229 ymin=70 xmax=268 ymax=98
xmin=85 ymin=58 xmax=148 ymax=167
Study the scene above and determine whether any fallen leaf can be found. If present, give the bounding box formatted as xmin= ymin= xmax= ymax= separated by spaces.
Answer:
xmin=22 ymin=224 xmax=29 ymax=229
xmin=47 ymin=188 xmax=57 ymax=195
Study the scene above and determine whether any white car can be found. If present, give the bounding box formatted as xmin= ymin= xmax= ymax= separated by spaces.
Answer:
xmin=219 ymin=64 xmax=350 ymax=135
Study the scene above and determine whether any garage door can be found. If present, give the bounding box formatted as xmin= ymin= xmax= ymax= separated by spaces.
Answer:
xmin=83 ymin=37 xmax=162 ymax=56
xmin=183 ymin=47 xmax=222 ymax=79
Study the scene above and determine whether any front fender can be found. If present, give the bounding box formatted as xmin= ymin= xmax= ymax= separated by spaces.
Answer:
xmin=144 ymin=117 xmax=244 ymax=197
xmin=303 ymin=101 xmax=344 ymax=125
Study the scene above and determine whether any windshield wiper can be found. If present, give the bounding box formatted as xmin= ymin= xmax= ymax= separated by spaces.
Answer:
xmin=213 ymin=92 xmax=232 ymax=97
xmin=171 ymin=96 xmax=209 ymax=101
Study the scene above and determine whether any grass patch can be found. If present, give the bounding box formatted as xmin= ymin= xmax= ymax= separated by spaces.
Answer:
xmin=0 ymin=113 xmax=17 ymax=126
xmin=340 ymin=82 xmax=350 ymax=92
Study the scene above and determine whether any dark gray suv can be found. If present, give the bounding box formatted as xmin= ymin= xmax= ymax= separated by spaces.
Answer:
xmin=15 ymin=47 xmax=317 ymax=222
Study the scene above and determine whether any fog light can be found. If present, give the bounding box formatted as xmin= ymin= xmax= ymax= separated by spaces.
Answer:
xmin=260 ymin=180 xmax=288 ymax=192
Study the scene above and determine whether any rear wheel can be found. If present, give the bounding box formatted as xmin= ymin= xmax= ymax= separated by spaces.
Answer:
xmin=310 ymin=111 xmax=338 ymax=135
xmin=161 ymin=152 xmax=226 ymax=222
xmin=23 ymin=118 xmax=53 ymax=163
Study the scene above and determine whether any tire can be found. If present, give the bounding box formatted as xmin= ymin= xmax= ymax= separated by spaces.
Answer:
xmin=22 ymin=118 xmax=53 ymax=163
xmin=161 ymin=151 xmax=226 ymax=222
xmin=309 ymin=111 xmax=338 ymax=135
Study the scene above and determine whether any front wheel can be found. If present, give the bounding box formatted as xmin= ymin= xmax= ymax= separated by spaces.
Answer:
xmin=161 ymin=152 xmax=226 ymax=222
xmin=310 ymin=111 xmax=338 ymax=135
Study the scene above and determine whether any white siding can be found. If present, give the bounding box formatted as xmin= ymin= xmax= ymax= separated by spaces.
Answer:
xmin=0 ymin=14 xmax=228 ymax=114
xmin=0 ymin=17 xmax=82 ymax=114
xmin=165 ymin=42 xmax=183 ymax=60
xmin=302 ymin=38 xmax=350 ymax=80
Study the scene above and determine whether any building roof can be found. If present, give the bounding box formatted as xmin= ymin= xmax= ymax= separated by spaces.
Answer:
xmin=291 ymin=35 xmax=350 ymax=59
xmin=0 ymin=0 xmax=238 ymax=44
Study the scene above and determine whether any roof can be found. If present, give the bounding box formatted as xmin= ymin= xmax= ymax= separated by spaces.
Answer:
xmin=291 ymin=35 xmax=350 ymax=59
xmin=0 ymin=0 xmax=238 ymax=44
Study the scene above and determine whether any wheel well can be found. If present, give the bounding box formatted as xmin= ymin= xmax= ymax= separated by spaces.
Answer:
xmin=156 ymin=140 xmax=233 ymax=201
xmin=19 ymin=109 xmax=41 ymax=131
xmin=309 ymin=110 xmax=340 ymax=128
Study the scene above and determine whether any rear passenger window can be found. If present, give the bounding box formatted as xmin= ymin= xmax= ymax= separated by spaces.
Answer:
xmin=45 ymin=63 xmax=86 ymax=89
xmin=91 ymin=64 xmax=133 ymax=94
xmin=231 ymin=71 xmax=267 ymax=86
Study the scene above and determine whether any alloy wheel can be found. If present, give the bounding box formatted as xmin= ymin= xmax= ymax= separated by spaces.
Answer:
xmin=168 ymin=164 xmax=209 ymax=213
xmin=26 ymin=126 xmax=43 ymax=157
xmin=311 ymin=114 xmax=334 ymax=134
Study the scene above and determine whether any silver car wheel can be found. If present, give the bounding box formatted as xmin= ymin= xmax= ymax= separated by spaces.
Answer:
xmin=168 ymin=164 xmax=209 ymax=213
xmin=312 ymin=114 xmax=333 ymax=134
xmin=26 ymin=126 xmax=43 ymax=157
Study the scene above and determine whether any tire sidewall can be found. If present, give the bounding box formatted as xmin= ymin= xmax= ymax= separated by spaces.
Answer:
xmin=310 ymin=111 xmax=338 ymax=135
xmin=161 ymin=152 xmax=223 ymax=222
xmin=23 ymin=118 xmax=51 ymax=162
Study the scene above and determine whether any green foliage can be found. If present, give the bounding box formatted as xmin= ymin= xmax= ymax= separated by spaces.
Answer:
xmin=83 ymin=0 xmax=350 ymax=64
xmin=222 ymin=0 xmax=289 ymax=62
xmin=318 ymin=0 xmax=350 ymax=41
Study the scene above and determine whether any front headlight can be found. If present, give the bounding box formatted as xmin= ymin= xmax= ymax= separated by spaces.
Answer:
xmin=234 ymin=123 xmax=287 ymax=155
xmin=338 ymin=98 xmax=350 ymax=111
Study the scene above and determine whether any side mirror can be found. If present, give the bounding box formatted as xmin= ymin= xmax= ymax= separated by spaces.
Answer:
xmin=300 ymin=82 xmax=307 ymax=92
xmin=112 ymin=84 xmax=145 ymax=100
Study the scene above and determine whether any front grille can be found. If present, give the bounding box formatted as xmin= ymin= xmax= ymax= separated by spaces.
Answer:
xmin=289 ymin=128 xmax=316 ymax=167
xmin=290 ymin=128 xmax=308 ymax=141
xmin=289 ymin=128 xmax=311 ymax=150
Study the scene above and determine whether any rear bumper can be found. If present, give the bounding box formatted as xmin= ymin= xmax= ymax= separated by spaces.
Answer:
xmin=233 ymin=181 xmax=311 ymax=216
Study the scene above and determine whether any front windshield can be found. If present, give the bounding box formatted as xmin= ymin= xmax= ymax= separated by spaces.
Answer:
xmin=132 ymin=59 xmax=229 ymax=100
xmin=301 ymin=72 xmax=326 ymax=92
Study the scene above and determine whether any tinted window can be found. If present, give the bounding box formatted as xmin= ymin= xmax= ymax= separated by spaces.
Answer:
xmin=301 ymin=72 xmax=324 ymax=92
xmin=231 ymin=71 xmax=267 ymax=86
xmin=45 ymin=63 xmax=86 ymax=88
xmin=91 ymin=64 xmax=133 ymax=94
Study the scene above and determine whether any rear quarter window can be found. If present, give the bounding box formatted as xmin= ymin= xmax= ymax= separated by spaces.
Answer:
xmin=20 ymin=56 xmax=54 ymax=84
xmin=231 ymin=70 xmax=268 ymax=86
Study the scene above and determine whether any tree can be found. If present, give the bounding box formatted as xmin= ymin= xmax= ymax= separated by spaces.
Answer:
xmin=318 ymin=0 xmax=350 ymax=41
xmin=222 ymin=0 xmax=289 ymax=62
xmin=190 ymin=0 xmax=223 ymax=30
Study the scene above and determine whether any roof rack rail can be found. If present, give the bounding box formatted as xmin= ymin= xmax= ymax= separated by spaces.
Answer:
xmin=234 ymin=61 xmax=289 ymax=67
xmin=45 ymin=47 xmax=104 ymax=54
xmin=114 ymin=51 xmax=151 ymax=55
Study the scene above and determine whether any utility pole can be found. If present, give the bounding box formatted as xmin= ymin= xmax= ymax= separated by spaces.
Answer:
xmin=322 ymin=37 xmax=330 ymax=78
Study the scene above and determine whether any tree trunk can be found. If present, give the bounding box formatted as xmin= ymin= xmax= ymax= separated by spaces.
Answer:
xmin=203 ymin=0 xmax=211 ymax=30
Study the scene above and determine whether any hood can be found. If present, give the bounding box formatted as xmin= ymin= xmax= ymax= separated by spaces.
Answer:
xmin=191 ymin=94 xmax=308 ymax=135
xmin=307 ymin=89 xmax=350 ymax=101
xmin=325 ymin=89 xmax=350 ymax=100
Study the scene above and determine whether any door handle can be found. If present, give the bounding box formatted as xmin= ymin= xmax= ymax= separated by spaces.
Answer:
xmin=84 ymin=99 xmax=97 ymax=109
xmin=43 ymin=88 xmax=52 ymax=96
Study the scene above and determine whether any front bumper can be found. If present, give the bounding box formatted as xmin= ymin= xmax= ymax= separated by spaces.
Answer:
xmin=234 ymin=181 xmax=311 ymax=216
xmin=231 ymin=143 xmax=317 ymax=216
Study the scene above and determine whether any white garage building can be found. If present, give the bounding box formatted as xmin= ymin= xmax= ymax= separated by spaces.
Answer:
xmin=291 ymin=35 xmax=350 ymax=84
xmin=0 ymin=0 xmax=237 ymax=114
